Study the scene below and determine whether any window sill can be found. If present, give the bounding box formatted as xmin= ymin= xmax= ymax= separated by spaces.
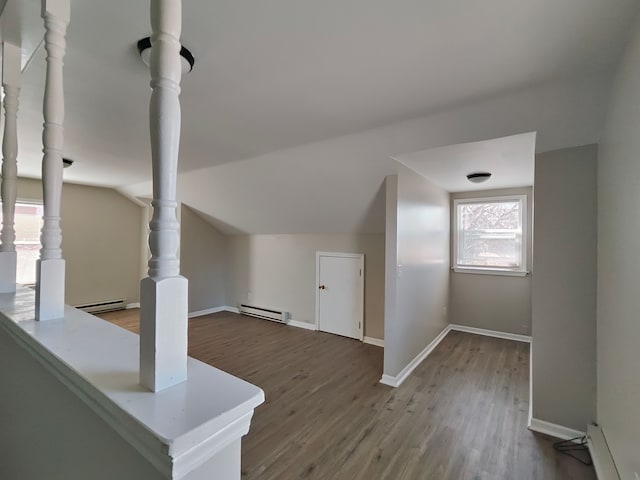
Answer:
xmin=452 ymin=267 xmax=529 ymax=277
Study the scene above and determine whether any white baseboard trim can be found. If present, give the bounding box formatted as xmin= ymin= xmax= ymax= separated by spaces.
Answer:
xmin=380 ymin=325 xmax=450 ymax=388
xmin=528 ymin=418 xmax=585 ymax=442
xmin=287 ymin=319 xmax=317 ymax=331
xmin=125 ymin=302 xmax=140 ymax=309
xmin=188 ymin=306 xmax=227 ymax=318
xmin=363 ymin=336 xmax=384 ymax=347
xmin=224 ymin=306 xmax=240 ymax=314
xmin=449 ymin=324 xmax=532 ymax=343
xmin=587 ymin=424 xmax=620 ymax=480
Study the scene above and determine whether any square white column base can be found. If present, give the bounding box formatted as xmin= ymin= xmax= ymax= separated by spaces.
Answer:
xmin=140 ymin=275 xmax=188 ymax=392
xmin=0 ymin=251 xmax=17 ymax=293
xmin=35 ymin=258 xmax=65 ymax=321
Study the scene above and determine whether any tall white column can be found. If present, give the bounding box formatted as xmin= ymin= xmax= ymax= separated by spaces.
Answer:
xmin=0 ymin=43 xmax=21 ymax=293
xmin=139 ymin=0 xmax=189 ymax=392
xmin=35 ymin=0 xmax=69 ymax=321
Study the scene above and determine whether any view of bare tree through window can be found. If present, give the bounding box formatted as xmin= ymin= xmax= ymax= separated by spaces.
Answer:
xmin=457 ymin=199 xmax=522 ymax=268
xmin=0 ymin=202 xmax=43 ymax=284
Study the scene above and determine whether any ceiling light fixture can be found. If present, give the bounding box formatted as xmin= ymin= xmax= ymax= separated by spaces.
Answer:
xmin=62 ymin=157 xmax=74 ymax=168
xmin=137 ymin=37 xmax=195 ymax=73
xmin=466 ymin=172 xmax=491 ymax=183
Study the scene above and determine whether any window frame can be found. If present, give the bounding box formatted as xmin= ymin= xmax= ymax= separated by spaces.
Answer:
xmin=452 ymin=194 xmax=528 ymax=277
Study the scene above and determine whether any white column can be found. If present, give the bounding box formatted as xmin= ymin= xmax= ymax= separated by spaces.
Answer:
xmin=0 ymin=43 xmax=21 ymax=293
xmin=139 ymin=0 xmax=188 ymax=392
xmin=35 ymin=0 xmax=69 ymax=321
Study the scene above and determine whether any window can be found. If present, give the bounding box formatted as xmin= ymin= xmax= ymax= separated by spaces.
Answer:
xmin=453 ymin=195 xmax=527 ymax=276
xmin=0 ymin=202 xmax=44 ymax=285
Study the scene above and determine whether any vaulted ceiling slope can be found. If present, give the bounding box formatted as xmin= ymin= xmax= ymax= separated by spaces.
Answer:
xmin=5 ymin=0 xmax=640 ymax=233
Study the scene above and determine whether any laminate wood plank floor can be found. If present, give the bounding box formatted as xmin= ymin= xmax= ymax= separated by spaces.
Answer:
xmin=99 ymin=309 xmax=596 ymax=480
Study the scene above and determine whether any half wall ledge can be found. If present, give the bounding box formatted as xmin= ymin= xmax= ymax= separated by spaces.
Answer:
xmin=0 ymin=287 xmax=265 ymax=479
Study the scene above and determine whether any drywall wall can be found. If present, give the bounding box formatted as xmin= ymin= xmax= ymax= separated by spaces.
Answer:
xmin=596 ymin=12 xmax=640 ymax=479
xmin=531 ymin=145 xmax=597 ymax=432
xmin=15 ymin=177 xmax=143 ymax=306
xmin=226 ymin=233 xmax=385 ymax=339
xmin=180 ymin=205 xmax=228 ymax=313
xmin=450 ymin=187 xmax=532 ymax=335
xmin=384 ymin=165 xmax=449 ymax=378
xmin=0 ymin=326 xmax=163 ymax=480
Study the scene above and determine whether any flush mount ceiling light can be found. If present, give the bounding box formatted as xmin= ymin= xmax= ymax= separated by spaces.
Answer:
xmin=136 ymin=37 xmax=195 ymax=73
xmin=466 ymin=172 xmax=492 ymax=183
xmin=62 ymin=157 xmax=73 ymax=168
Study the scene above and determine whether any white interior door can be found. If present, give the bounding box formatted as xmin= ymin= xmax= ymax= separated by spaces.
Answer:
xmin=316 ymin=252 xmax=364 ymax=340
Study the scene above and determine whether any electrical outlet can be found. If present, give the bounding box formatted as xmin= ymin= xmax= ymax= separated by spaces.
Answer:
xmin=247 ymin=291 xmax=252 ymax=301
xmin=443 ymin=306 xmax=447 ymax=318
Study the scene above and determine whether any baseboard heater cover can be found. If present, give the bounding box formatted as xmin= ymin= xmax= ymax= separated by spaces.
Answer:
xmin=75 ymin=299 xmax=127 ymax=314
xmin=238 ymin=304 xmax=289 ymax=323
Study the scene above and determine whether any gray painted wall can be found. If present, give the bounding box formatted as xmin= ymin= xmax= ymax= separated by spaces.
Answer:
xmin=384 ymin=165 xmax=449 ymax=377
xmin=531 ymin=145 xmax=597 ymax=432
xmin=16 ymin=177 xmax=143 ymax=306
xmin=450 ymin=187 xmax=533 ymax=335
xmin=597 ymin=12 xmax=640 ymax=479
xmin=180 ymin=205 xmax=229 ymax=312
xmin=0 ymin=327 xmax=163 ymax=480
xmin=226 ymin=233 xmax=385 ymax=339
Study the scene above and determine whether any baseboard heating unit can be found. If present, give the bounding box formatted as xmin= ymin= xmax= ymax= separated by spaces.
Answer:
xmin=75 ymin=299 xmax=127 ymax=314
xmin=238 ymin=304 xmax=289 ymax=323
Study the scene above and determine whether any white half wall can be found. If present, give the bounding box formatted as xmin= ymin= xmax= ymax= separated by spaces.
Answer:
xmin=383 ymin=165 xmax=450 ymax=378
xmin=0 ymin=326 xmax=163 ymax=480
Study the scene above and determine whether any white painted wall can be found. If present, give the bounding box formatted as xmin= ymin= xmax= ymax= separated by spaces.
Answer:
xmin=0 ymin=327 xmax=163 ymax=480
xmin=597 ymin=12 xmax=640 ymax=479
xmin=384 ymin=165 xmax=449 ymax=377
xmin=180 ymin=205 xmax=229 ymax=313
xmin=531 ymin=145 xmax=597 ymax=433
xmin=226 ymin=233 xmax=385 ymax=339
xmin=16 ymin=177 xmax=143 ymax=306
xmin=449 ymin=187 xmax=533 ymax=335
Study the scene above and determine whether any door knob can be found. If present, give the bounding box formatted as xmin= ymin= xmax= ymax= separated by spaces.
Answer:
xmin=319 ymin=285 xmax=326 ymax=290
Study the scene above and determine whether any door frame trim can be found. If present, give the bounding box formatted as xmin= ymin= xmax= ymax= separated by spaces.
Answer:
xmin=315 ymin=251 xmax=365 ymax=341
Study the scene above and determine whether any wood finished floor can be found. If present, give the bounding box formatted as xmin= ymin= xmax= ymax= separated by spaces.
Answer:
xmin=99 ymin=309 xmax=595 ymax=480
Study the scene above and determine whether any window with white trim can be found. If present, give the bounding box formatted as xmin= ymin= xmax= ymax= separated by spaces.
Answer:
xmin=453 ymin=195 xmax=527 ymax=275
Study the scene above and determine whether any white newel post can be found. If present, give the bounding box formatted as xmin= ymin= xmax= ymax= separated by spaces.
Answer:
xmin=0 ymin=43 xmax=21 ymax=293
xmin=139 ymin=0 xmax=189 ymax=392
xmin=35 ymin=0 xmax=69 ymax=321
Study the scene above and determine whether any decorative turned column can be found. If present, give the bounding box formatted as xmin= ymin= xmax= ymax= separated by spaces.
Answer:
xmin=139 ymin=0 xmax=189 ymax=392
xmin=0 ymin=43 xmax=21 ymax=293
xmin=35 ymin=0 xmax=69 ymax=320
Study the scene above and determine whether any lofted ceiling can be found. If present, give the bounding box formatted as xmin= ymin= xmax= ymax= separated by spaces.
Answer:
xmin=3 ymin=0 xmax=640 ymax=233
xmin=394 ymin=132 xmax=536 ymax=193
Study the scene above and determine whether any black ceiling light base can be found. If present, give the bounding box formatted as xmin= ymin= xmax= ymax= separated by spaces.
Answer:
xmin=466 ymin=172 xmax=492 ymax=183
xmin=137 ymin=37 xmax=195 ymax=73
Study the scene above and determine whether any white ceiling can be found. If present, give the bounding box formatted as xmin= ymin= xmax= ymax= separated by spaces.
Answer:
xmin=394 ymin=132 xmax=536 ymax=193
xmin=3 ymin=0 xmax=640 ymax=234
